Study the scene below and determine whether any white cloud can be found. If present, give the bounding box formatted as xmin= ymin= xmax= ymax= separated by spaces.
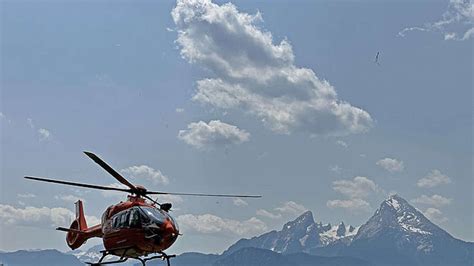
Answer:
xmin=121 ymin=165 xmax=169 ymax=185
xmin=176 ymin=108 xmax=185 ymax=113
xmin=38 ymin=128 xmax=52 ymax=141
xmin=423 ymin=207 xmax=448 ymax=224
xmin=26 ymin=118 xmax=53 ymax=141
xmin=328 ymin=176 xmax=380 ymax=213
xmin=399 ymin=0 xmax=473 ymax=41
xmin=101 ymin=183 xmax=129 ymax=198
xmin=376 ymin=158 xmax=404 ymax=173
xmin=233 ymin=198 xmax=248 ymax=207
xmin=0 ymin=204 xmax=101 ymax=229
xmin=177 ymin=214 xmax=267 ymax=237
xmin=0 ymin=204 xmax=73 ymax=228
xmin=327 ymin=198 xmax=371 ymax=212
xmin=332 ymin=176 xmax=379 ymax=199
xmin=336 ymin=140 xmax=348 ymax=148
xmin=178 ymin=120 xmax=250 ymax=149
xmin=417 ymin=169 xmax=452 ymax=188
xmin=55 ymin=194 xmax=84 ymax=203
xmin=256 ymin=209 xmax=282 ymax=219
xmin=17 ymin=193 xmax=36 ymax=199
xmin=411 ymin=194 xmax=452 ymax=208
xmin=172 ymin=0 xmax=373 ymax=136
xmin=85 ymin=215 xmax=101 ymax=226
xmin=274 ymin=201 xmax=308 ymax=215
xmin=155 ymin=194 xmax=184 ymax=204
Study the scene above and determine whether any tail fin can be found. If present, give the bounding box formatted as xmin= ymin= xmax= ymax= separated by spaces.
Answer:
xmin=75 ymin=200 xmax=88 ymax=231
xmin=64 ymin=200 xmax=89 ymax=250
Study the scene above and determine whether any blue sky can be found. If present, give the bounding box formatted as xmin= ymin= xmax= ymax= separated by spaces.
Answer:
xmin=1 ymin=0 xmax=472 ymax=255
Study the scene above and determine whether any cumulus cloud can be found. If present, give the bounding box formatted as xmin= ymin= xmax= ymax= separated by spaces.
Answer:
xmin=417 ymin=169 xmax=452 ymax=188
xmin=55 ymin=194 xmax=84 ymax=203
xmin=399 ymin=0 xmax=473 ymax=41
xmin=335 ymin=140 xmax=348 ymax=148
xmin=121 ymin=165 xmax=169 ymax=185
xmin=376 ymin=158 xmax=404 ymax=173
xmin=327 ymin=198 xmax=371 ymax=212
xmin=256 ymin=209 xmax=282 ymax=219
xmin=411 ymin=194 xmax=452 ymax=208
xmin=256 ymin=201 xmax=307 ymax=220
xmin=178 ymin=120 xmax=250 ymax=149
xmin=177 ymin=214 xmax=267 ymax=237
xmin=423 ymin=207 xmax=448 ymax=224
xmin=274 ymin=201 xmax=308 ymax=215
xmin=0 ymin=204 xmax=66 ymax=228
xmin=332 ymin=176 xmax=379 ymax=199
xmin=17 ymin=193 xmax=36 ymax=199
xmin=0 ymin=204 xmax=102 ymax=229
xmin=172 ymin=0 xmax=373 ymax=136
xmin=38 ymin=128 xmax=52 ymax=141
xmin=233 ymin=198 xmax=248 ymax=207
xmin=328 ymin=176 xmax=381 ymax=213
xmin=101 ymin=183 xmax=129 ymax=198
xmin=155 ymin=194 xmax=184 ymax=204
xmin=27 ymin=118 xmax=53 ymax=141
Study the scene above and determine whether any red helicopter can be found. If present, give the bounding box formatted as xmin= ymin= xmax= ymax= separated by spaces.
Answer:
xmin=24 ymin=151 xmax=261 ymax=266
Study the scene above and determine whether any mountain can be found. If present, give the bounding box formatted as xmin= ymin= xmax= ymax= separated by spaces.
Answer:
xmin=0 ymin=249 xmax=83 ymax=266
xmin=224 ymin=211 xmax=358 ymax=255
xmin=343 ymin=194 xmax=474 ymax=266
xmin=214 ymin=247 xmax=371 ymax=266
xmin=67 ymin=244 xmax=104 ymax=263
xmin=225 ymin=194 xmax=473 ymax=266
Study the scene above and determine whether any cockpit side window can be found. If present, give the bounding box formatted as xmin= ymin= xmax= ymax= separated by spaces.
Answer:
xmin=120 ymin=211 xmax=130 ymax=228
xmin=129 ymin=208 xmax=141 ymax=228
xmin=112 ymin=215 xmax=120 ymax=228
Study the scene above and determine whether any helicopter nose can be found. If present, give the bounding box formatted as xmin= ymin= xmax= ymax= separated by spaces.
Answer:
xmin=164 ymin=220 xmax=178 ymax=236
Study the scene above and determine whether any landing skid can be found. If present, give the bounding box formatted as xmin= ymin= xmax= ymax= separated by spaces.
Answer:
xmin=86 ymin=249 xmax=176 ymax=266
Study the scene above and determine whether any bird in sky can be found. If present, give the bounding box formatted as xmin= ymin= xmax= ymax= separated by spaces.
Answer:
xmin=374 ymin=51 xmax=381 ymax=65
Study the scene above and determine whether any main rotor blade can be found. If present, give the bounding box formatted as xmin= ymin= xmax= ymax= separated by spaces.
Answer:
xmin=146 ymin=191 xmax=262 ymax=198
xmin=24 ymin=176 xmax=132 ymax=193
xmin=83 ymin=151 xmax=137 ymax=191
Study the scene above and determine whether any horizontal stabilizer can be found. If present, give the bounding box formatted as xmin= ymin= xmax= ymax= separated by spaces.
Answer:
xmin=56 ymin=227 xmax=84 ymax=234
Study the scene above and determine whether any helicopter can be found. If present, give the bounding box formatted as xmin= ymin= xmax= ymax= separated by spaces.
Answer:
xmin=24 ymin=151 xmax=261 ymax=266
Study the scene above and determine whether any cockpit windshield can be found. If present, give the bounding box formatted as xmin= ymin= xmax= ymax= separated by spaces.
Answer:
xmin=139 ymin=207 xmax=168 ymax=224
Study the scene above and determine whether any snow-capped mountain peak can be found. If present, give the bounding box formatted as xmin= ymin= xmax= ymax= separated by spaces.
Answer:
xmin=356 ymin=194 xmax=444 ymax=240
xmin=282 ymin=210 xmax=314 ymax=231
xmin=224 ymin=211 xmax=357 ymax=255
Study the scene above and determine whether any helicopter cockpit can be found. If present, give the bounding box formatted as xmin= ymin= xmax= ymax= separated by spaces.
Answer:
xmin=110 ymin=206 xmax=178 ymax=232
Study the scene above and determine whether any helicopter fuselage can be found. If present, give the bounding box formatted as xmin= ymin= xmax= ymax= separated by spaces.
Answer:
xmin=100 ymin=196 xmax=179 ymax=257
